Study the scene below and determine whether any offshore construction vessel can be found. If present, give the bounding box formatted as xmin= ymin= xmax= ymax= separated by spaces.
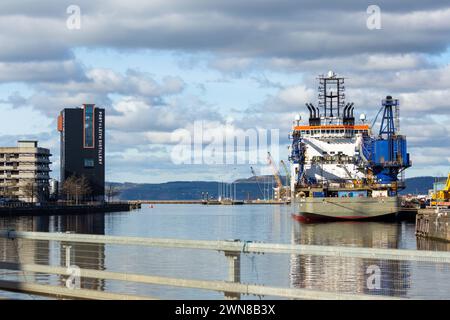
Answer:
xmin=289 ymin=71 xmax=411 ymax=221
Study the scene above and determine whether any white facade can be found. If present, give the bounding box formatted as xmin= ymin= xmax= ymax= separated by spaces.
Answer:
xmin=291 ymin=128 xmax=370 ymax=192
xmin=302 ymin=136 xmax=366 ymax=182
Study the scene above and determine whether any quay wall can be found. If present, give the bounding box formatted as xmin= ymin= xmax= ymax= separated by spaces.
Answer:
xmin=416 ymin=208 xmax=450 ymax=242
xmin=0 ymin=202 xmax=140 ymax=216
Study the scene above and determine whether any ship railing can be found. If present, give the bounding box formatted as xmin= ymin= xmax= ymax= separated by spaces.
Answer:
xmin=1 ymin=231 xmax=450 ymax=300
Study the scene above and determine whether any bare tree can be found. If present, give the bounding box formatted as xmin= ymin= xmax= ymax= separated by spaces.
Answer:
xmin=1 ymin=180 xmax=16 ymax=200
xmin=22 ymin=180 xmax=37 ymax=203
xmin=62 ymin=175 xmax=92 ymax=204
xmin=62 ymin=175 xmax=77 ymax=202
xmin=78 ymin=175 xmax=92 ymax=202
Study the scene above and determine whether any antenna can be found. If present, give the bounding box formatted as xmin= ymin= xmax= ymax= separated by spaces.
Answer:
xmin=317 ymin=71 xmax=345 ymax=118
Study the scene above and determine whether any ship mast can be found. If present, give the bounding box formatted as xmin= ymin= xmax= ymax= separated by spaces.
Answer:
xmin=318 ymin=71 xmax=345 ymax=119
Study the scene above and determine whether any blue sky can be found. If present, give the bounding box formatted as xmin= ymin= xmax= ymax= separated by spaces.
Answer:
xmin=0 ymin=1 xmax=449 ymax=182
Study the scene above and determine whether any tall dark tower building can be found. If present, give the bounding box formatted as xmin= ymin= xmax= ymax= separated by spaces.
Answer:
xmin=58 ymin=104 xmax=105 ymax=200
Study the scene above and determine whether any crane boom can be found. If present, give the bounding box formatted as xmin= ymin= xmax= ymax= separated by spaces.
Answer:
xmin=267 ymin=152 xmax=283 ymax=189
xmin=280 ymin=160 xmax=290 ymax=186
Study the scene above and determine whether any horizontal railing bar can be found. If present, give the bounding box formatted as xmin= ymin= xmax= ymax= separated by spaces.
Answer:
xmin=0 ymin=279 xmax=154 ymax=300
xmin=1 ymin=230 xmax=450 ymax=263
xmin=0 ymin=262 xmax=402 ymax=300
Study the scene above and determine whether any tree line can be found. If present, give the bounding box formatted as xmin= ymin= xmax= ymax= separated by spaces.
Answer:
xmin=62 ymin=175 xmax=121 ymax=203
xmin=1 ymin=174 xmax=121 ymax=204
xmin=62 ymin=175 xmax=92 ymax=203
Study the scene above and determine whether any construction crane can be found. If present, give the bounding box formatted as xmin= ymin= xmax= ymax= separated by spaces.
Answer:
xmin=280 ymin=160 xmax=290 ymax=187
xmin=267 ymin=152 xmax=284 ymax=200
xmin=431 ymin=173 xmax=450 ymax=207
xmin=250 ymin=166 xmax=264 ymax=199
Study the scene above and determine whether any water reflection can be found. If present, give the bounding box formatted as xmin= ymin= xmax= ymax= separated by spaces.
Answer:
xmin=0 ymin=214 xmax=105 ymax=291
xmin=0 ymin=206 xmax=449 ymax=299
xmin=0 ymin=216 xmax=51 ymax=284
xmin=56 ymin=214 xmax=106 ymax=290
xmin=289 ymin=221 xmax=411 ymax=297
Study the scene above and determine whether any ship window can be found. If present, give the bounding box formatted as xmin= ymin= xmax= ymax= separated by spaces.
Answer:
xmin=306 ymin=130 xmax=310 ymax=134
xmin=326 ymin=130 xmax=330 ymax=134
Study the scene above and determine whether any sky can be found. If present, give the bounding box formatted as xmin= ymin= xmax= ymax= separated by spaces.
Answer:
xmin=0 ymin=0 xmax=449 ymax=183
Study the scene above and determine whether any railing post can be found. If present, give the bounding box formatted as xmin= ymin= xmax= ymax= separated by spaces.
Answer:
xmin=64 ymin=245 xmax=71 ymax=267
xmin=224 ymin=251 xmax=241 ymax=300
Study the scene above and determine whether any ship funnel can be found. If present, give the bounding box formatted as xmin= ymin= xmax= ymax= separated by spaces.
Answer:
xmin=309 ymin=103 xmax=315 ymax=117
xmin=305 ymin=103 xmax=313 ymax=118
xmin=349 ymin=103 xmax=354 ymax=117
xmin=343 ymin=103 xmax=350 ymax=118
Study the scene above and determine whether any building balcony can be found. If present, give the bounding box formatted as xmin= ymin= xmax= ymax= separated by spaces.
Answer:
xmin=17 ymin=157 xmax=37 ymax=162
xmin=0 ymin=166 xmax=18 ymax=170
xmin=12 ymin=166 xmax=51 ymax=171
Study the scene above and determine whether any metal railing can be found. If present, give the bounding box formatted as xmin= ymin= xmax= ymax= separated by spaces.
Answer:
xmin=1 ymin=230 xmax=450 ymax=300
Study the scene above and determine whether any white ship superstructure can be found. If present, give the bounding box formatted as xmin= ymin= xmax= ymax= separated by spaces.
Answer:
xmin=290 ymin=125 xmax=370 ymax=192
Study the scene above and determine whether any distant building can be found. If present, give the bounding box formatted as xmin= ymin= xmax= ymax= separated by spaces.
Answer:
xmin=58 ymin=104 xmax=105 ymax=200
xmin=49 ymin=178 xmax=59 ymax=200
xmin=0 ymin=140 xmax=51 ymax=202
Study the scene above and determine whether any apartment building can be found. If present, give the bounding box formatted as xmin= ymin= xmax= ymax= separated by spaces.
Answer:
xmin=0 ymin=140 xmax=51 ymax=202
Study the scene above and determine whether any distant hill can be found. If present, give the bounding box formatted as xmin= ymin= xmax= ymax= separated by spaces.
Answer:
xmin=109 ymin=176 xmax=444 ymax=200
xmin=113 ymin=180 xmax=269 ymax=201
xmin=400 ymin=176 xmax=445 ymax=195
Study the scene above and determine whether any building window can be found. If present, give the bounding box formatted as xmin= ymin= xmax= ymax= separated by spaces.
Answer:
xmin=84 ymin=104 xmax=95 ymax=148
xmin=84 ymin=158 xmax=95 ymax=168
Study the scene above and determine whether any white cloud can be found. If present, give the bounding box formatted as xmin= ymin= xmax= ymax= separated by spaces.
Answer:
xmin=108 ymin=98 xmax=181 ymax=132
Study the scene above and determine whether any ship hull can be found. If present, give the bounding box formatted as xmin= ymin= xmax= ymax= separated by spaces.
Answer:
xmin=292 ymin=196 xmax=399 ymax=221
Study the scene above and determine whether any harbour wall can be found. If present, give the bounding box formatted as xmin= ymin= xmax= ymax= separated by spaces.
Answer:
xmin=416 ymin=208 xmax=450 ymax=242
xmin=0 ymin=202 xmax=140 ymax=216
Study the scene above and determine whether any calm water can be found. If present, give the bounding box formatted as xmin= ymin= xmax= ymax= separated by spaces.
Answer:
xmin=0 ymin=204 xmax=449 ymax=299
